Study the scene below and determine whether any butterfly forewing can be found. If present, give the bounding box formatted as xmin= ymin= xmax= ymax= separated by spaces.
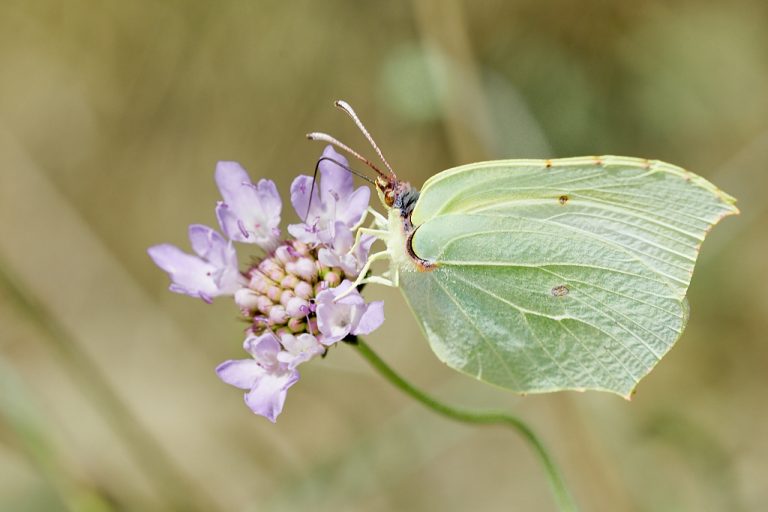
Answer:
xmin=401 ymin=157 xmax=736 ymax=397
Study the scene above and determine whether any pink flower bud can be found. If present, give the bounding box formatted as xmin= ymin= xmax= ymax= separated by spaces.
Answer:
xmin=293 ymin=257 xmax=317 ymax=281
xmin=268 ymin=305 xmax=288 ymax=324
xmin=249 ymin=273 xmax=270 ymax=294
xmin=286 ymin=297 xmax=309 ymax=318
xmin=259 ymin=258 xmax=281 ymax=276
xmin=294 ymin=281 xmax=313 ymax=300
xmin=268 ymin=268 xmax=285 ymax=282
xmin=287 ymin=317 xmax=306 ymax=333
xmin=280 ymin=274 xmax=299 ymax=289
xmin=279 ymin=289 xmax=295 ymax=307
xmin=294 ymin=241 xmax=310 ymax=256
xmin=234 ymin=288 xmax=260 ymax=311
xmin=256 ymin=295 xmax=273 ymax=314
xmin=274 ymin=245 xmax=295 ymax=264
xmin=267 ymin=285 xmax=282 ymax=302
xmin=323 ymin=271 xmax=341 ymax=288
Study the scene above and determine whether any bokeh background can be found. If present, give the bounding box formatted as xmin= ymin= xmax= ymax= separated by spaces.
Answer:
xmin=1 ymin=1 xmax=766 ymax=510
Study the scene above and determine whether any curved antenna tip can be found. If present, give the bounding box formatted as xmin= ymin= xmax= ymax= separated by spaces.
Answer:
xmin=329 ymin=101 xmax=396 ymax=179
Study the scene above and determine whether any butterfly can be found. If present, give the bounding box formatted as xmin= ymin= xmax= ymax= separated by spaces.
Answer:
xmin=309 ymin=101 xmax=738 ymax=398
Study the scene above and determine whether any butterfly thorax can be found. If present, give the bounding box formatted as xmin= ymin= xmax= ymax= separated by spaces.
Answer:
xmin=376 ymin=177 xmax=435 ymax=272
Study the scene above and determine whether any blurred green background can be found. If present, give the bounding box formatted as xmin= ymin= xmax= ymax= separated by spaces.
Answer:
xmin=0 ymin=0 xmax=765 ymax=510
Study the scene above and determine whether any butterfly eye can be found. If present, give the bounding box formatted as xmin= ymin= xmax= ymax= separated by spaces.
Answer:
xmin=384 ymin=189 xmax=395 ymax=206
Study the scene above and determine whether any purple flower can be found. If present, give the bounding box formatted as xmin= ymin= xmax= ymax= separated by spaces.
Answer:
xmin=148 ymin=224 xmax=244 ymax=302
xmin=315 ymin=280 xmax=385 ymax=345
xmin=277 ymin=333 xmax=325 ymax=369
xmin=215 ymin=161 xmax=282 ymax=251
xmin=288 ymin=146 xmax=370 ymax=246
xmin=216 ymin=333 xmax=300 ymax=422
xmin=150 ymin=149 xmax=388 ymax=422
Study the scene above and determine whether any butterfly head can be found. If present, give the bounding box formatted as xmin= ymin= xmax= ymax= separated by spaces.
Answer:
xmin=376 ymin=175 xmax=419 ymax=218
xmin=375 ymin=175 xmax=397 ymax=208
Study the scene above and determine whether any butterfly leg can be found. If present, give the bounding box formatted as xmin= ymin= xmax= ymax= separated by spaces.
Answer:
xmin=335 ymin=250 xmax=392 ymax=301
xmin=360 ymin=275 xmax=394 ymax=287
xmin=351 ymin=208 xmax=372 ymax=231
xmin=351 ymin=227 xmax=387 ymax=254
xmin=367 ymin=207 xmax=388 ymax=228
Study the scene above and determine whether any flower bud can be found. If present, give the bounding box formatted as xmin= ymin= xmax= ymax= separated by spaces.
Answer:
xmin=267 ymin=285 xmax=282 ymax=302
xmin=294 ymin=281 xmax=313 ymax=300
xmin=287 ymin=317 xmax=306 ymax=333
xmin=280 ymin=274 xmax=299 ymax=289
xmin=268 ymin=268 xmax=285 ymax=282
xmin=268 ymin=305 xmax=288 ymax=324
xmin=260 ymin=260 xmax=285 ymax=283
xmin=249 ymin=273 xmax=271 ymax=294
xmin=292 ymin=257 xmax=317 ymax=281
xmin=323 ymin=271 xmax=341 ymax=288
xmin=234 ymin=288 xmax=260 ymax=311
xmin=255 ymin=295 xmax=273 ymax=314
xmin=293 ymin=241 xmax=310 ymax=257
xmin=286 ymin=297 xmax=309 ymax=318
xmin=259 ymin=258 xmax=282 ymax=276
xmin=279 ymin=289 xmax=295 ymax=307
xmin=274 ymin=245 xmax=295 ymax=264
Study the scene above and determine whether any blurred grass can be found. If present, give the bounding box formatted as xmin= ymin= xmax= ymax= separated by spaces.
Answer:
xmin=1 ymin=0 xmax=766 ymax=510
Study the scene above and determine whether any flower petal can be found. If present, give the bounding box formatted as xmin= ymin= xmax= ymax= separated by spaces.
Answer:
xmin=215 ymin=359 xmax=263 ymax=390
xmin=290 ymin=174 xmax=320 ymax=223
xmin=277 ymin=333 xmax=324 ymax=368
xmin=336 ymin=186 xmax=371 ymax=227
xmin=243 ymin=332 xmax=282 ymax=369
xmin=147 ymin=243 xmax=220 ymax=300
xmin=318 ymin=146 xmax=353 ymax=203
xmin=188 ymin=224 xmax=228 ymax=265
xmin=187 ymin=225 xmax=243 ymax=293
xmin=352 ymin=301 xmax=385 ymax=335
xmin=287 ymin=221 xmax=321 ymax=245
xmin=244 ymin=369 xmax=300 ymax=422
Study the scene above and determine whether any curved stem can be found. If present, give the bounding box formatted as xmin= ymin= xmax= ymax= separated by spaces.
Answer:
xmin=347 ymin=336 xmax=578 ymax=512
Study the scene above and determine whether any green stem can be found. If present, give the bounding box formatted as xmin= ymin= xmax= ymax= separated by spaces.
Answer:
xmin=348 ymin=336 xmax=578 ymax=512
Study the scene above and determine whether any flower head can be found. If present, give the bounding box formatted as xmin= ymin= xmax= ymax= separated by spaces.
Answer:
xmin=149 ymin=147 xmax=384 ymax=421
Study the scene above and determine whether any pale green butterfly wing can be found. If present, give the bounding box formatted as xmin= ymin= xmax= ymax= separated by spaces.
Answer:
xmin=398 ymin=157 xmax=737 ymax=397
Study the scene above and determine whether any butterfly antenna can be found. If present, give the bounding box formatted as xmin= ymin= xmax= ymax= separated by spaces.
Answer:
xmin=303 ymin=157 xmax=376 ymax=222
xmin=306 ymin=132 xmax=387 ymax=178
xmin=334 ymin=100 xmax=397 ymax=180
